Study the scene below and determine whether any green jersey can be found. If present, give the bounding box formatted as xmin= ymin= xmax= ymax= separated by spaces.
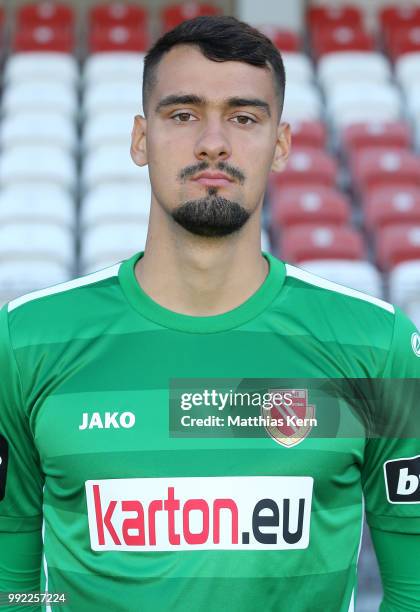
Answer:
xmin=0 ymin=250 xmax=419 ymax=612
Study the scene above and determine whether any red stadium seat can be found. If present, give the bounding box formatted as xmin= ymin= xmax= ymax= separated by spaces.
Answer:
xmin=342 ymin=122 xmax=411 ymax=157
xmin=89 ymin=26 xmax=148 ymax=52
xmin=258 ymin=26 xmax=301 ymax=52
xmin=279 ymin=224 xmax=365 ymax=263
xmin=312 ymin=26 xmax=374 ymax=58
xmin=273 ymin=147 xmax=338 ymax=189
xmin=162 ymin=3 xmax=221 ymax=32
xmin=13 ymin=26 xmax=73 ymax=53
xmin=364 ymin=186 xmax=420 ymax=231
xmin=90 ymin=3 xmax=148 ymax=29
xmin=379 ymin=6 xmax=420 ymax=40
xmin=387 ymin=25 xmax=420 ymax=60
xmin=351 ymin=148 xmax=420 ymax=195
xmin=291 ymin=121 xmax=327 ymax=149
xmin=376 ymin=223 xmax=420 ymax=270
xmin=17 ymin=2 xmax=74 ymax=29
xmin=271 ymin=186 xmax=350 ymax=228
xmin=308 ymin=5 xmax=363 ymax=31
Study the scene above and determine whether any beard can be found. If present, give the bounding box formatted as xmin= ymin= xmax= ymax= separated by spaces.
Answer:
xmin=171 ymin=189 xmax=250 ymax=237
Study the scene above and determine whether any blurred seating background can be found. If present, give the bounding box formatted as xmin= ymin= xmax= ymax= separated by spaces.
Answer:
xmin=2 ymin=2 xmax=420 ymax=608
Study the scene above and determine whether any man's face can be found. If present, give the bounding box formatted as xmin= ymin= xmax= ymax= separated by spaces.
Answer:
xmin=131 ymin=44 xmax=290 ymax=237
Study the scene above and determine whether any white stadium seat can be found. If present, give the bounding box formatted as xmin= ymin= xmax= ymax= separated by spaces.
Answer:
xmin=318 ymin=52 xmax=391 ymax=92
xmin=82 ymin=145 xmax=149 ymax=191
xmin=0 ymin=260 xmax=71 ymax=305
xmin=389 ymin=260 xmax=420 ymax=328
xmin=326 ymin=82 xmax=401 ymax=129
xmin=395 ymin=52 xmax=420 ymax=93
xmin=282 ymin=82 xmax=323 ymax=123
xmin=281 ymin=52 xmax=314 ymax=84
xmin=0 ymin=146 xmax=77 ymax=190
xmin=0 ymin=112 xmax=77 ymax=152
xmin=83 ymin=81 xmax=143 ymax=117
xmin=298 ymin=260 xmax=384 ymax=298
xmin=4 ymin=52 xmax=79 ymax=86
xmin=83 ymin=111 xmax=134 ymax=151
xmin=81 ymin=183 xmax=151 ymax=229
xmin=2 ymin=80 xmax=78 ymax=117
xmin=0 ymin=184 xmax=75 ymax=228
xmin=81 ymin=223 xmax=149 ymax=274
xmin=83 ymin=52 xmax=145 ymax=85
xmin=0 ymin=223 xmax=74 ymax=269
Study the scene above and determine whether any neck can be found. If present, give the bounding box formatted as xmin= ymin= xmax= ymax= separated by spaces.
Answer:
xmin=134 ymin=202 xmax=268 ymax=317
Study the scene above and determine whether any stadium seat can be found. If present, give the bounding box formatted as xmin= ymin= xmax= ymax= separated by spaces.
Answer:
xmin=281 ymin=83 xmax=322 ymax=123
xmin=387 ymin=25 xmax=420 ymax=60
xmin=389 ymin=260 xmax=420 ymax=327
xmin=258 ymin=27 xmax=301 ymax=52
xmin=83 ymin=81 xmax=142 ymax=117
xmin=2 ymin=80 xmax=77 ymax=117
xmin=298 ymin=259 xmax=383 ymax=298
xmin=0 ymin=112 xmax=77 ymax=152
xmin=376 ymin=223 xmax=420 ymax=270
xmin=312 ymin=26 xmax=374 ymax=58
xmin=351 ymin=148 xmax=420 ymax=195
xmin=89 ymin=25 xmax=148 ymax=52
xmin=270 ymin=186 xmax=350 ymax=228
xmin=279 ymin=224 xmax=365 ymax=263
xmin=0 ymin=184 xmax=75 ymax=229
xmin=162 ymin=3 xmax=221 ymax=32
xmin=364 ymin=186 xmax=420 ymax=231
xmin=0 ymin=146 xmax=77 ymax=191
xmin=308 ymin=5 xmax=363 ymax=32
xmin=318 ymin=52 xmax=391 ymax=92
xmin=82 ymin=145 xmax=149 ymax=191
xmin=17 ymin=2 xmax=75 ymax=29
xmin=83 ymin=52 xmax=145 ymax=85
xmin=13 ymin=25 xmax=74 ymax=53
xmin=81 ymin=184 xmax=151 ymax=230
xmin=83 ymin=111 xmax=134 ymax=151
xmin=0 ymin=223 xmax=74 ymax=269
xmin=341 ymin=122 xmax=411 ymax=157
xmin=281 ymin=52 xmax=314 ymax=83
xmin=379 ymin=5 xmax=420 ymax=52
xmin=395 ymin=52 xmax=420 ymax=91
xmin=90 ymin=3 xmax=148 ymax=29
xmin=326 ymin=82 xmax=401 ymax=128
xmin=81 ymin=223 xmax=149 ymax=273
xmin=291 ymin=121 xmax=327 ymax=149
xmin=273 ymin=148 xmax=338 ymax=189
xmin=0 ymin=260 xmax=71 ymax=304
xmin=4 ymin=52 xmax=78 ymax=85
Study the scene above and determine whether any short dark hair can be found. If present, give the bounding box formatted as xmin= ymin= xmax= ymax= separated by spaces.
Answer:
xmin=142 ymin=15 xmax=286 ymax=118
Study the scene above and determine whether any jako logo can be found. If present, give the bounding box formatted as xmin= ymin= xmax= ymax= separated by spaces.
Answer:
xmin=85 ymin=476 xmax=313 ymax=551
xmin=384 ymin=455 xmax=420 ymax=503
xmin=411 ymin=332 xmax=420 ymax=357
xmin=79 ymin=412 xmax=135 ymax=430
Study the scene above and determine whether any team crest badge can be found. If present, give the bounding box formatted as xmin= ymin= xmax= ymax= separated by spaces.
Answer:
xmin=262 ymin=389 xmax=316 ymax=448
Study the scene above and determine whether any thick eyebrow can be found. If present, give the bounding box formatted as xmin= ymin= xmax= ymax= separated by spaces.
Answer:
xmin=155 ymin=94 xmax=271 ymax=117
xmin=155 ymin=94 xmax=205 ymax=112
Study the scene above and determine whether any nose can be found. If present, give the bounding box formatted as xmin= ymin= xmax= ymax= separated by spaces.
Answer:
xmin=194 ymin=119 xmax=232 ymax=162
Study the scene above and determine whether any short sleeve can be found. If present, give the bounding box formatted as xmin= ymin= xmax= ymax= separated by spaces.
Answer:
xmin=0 ymin=303 xmax=44 ymax=532
xmin=362 ymin=306 xmax=420 ymax=534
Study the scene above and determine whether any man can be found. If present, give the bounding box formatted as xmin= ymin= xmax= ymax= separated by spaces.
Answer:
xmin=0 ymin=15 xmax=419 ymax=612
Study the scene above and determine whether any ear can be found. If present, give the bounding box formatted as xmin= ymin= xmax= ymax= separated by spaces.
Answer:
xmin=271 ymin=122 xmax=291 ymax=173
xmin=130 ymin=115 xmax=148 ymax=167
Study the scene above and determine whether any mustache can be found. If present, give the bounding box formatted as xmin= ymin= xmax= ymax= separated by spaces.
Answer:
xmin=178 ymin=161 xmax=246 ymax=185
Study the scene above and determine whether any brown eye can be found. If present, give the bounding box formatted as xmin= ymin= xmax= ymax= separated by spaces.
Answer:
xmin=173 ymin=112 xmax=194 ymax=122
xmin=233 ymin=115 xmax=255 ymax=125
